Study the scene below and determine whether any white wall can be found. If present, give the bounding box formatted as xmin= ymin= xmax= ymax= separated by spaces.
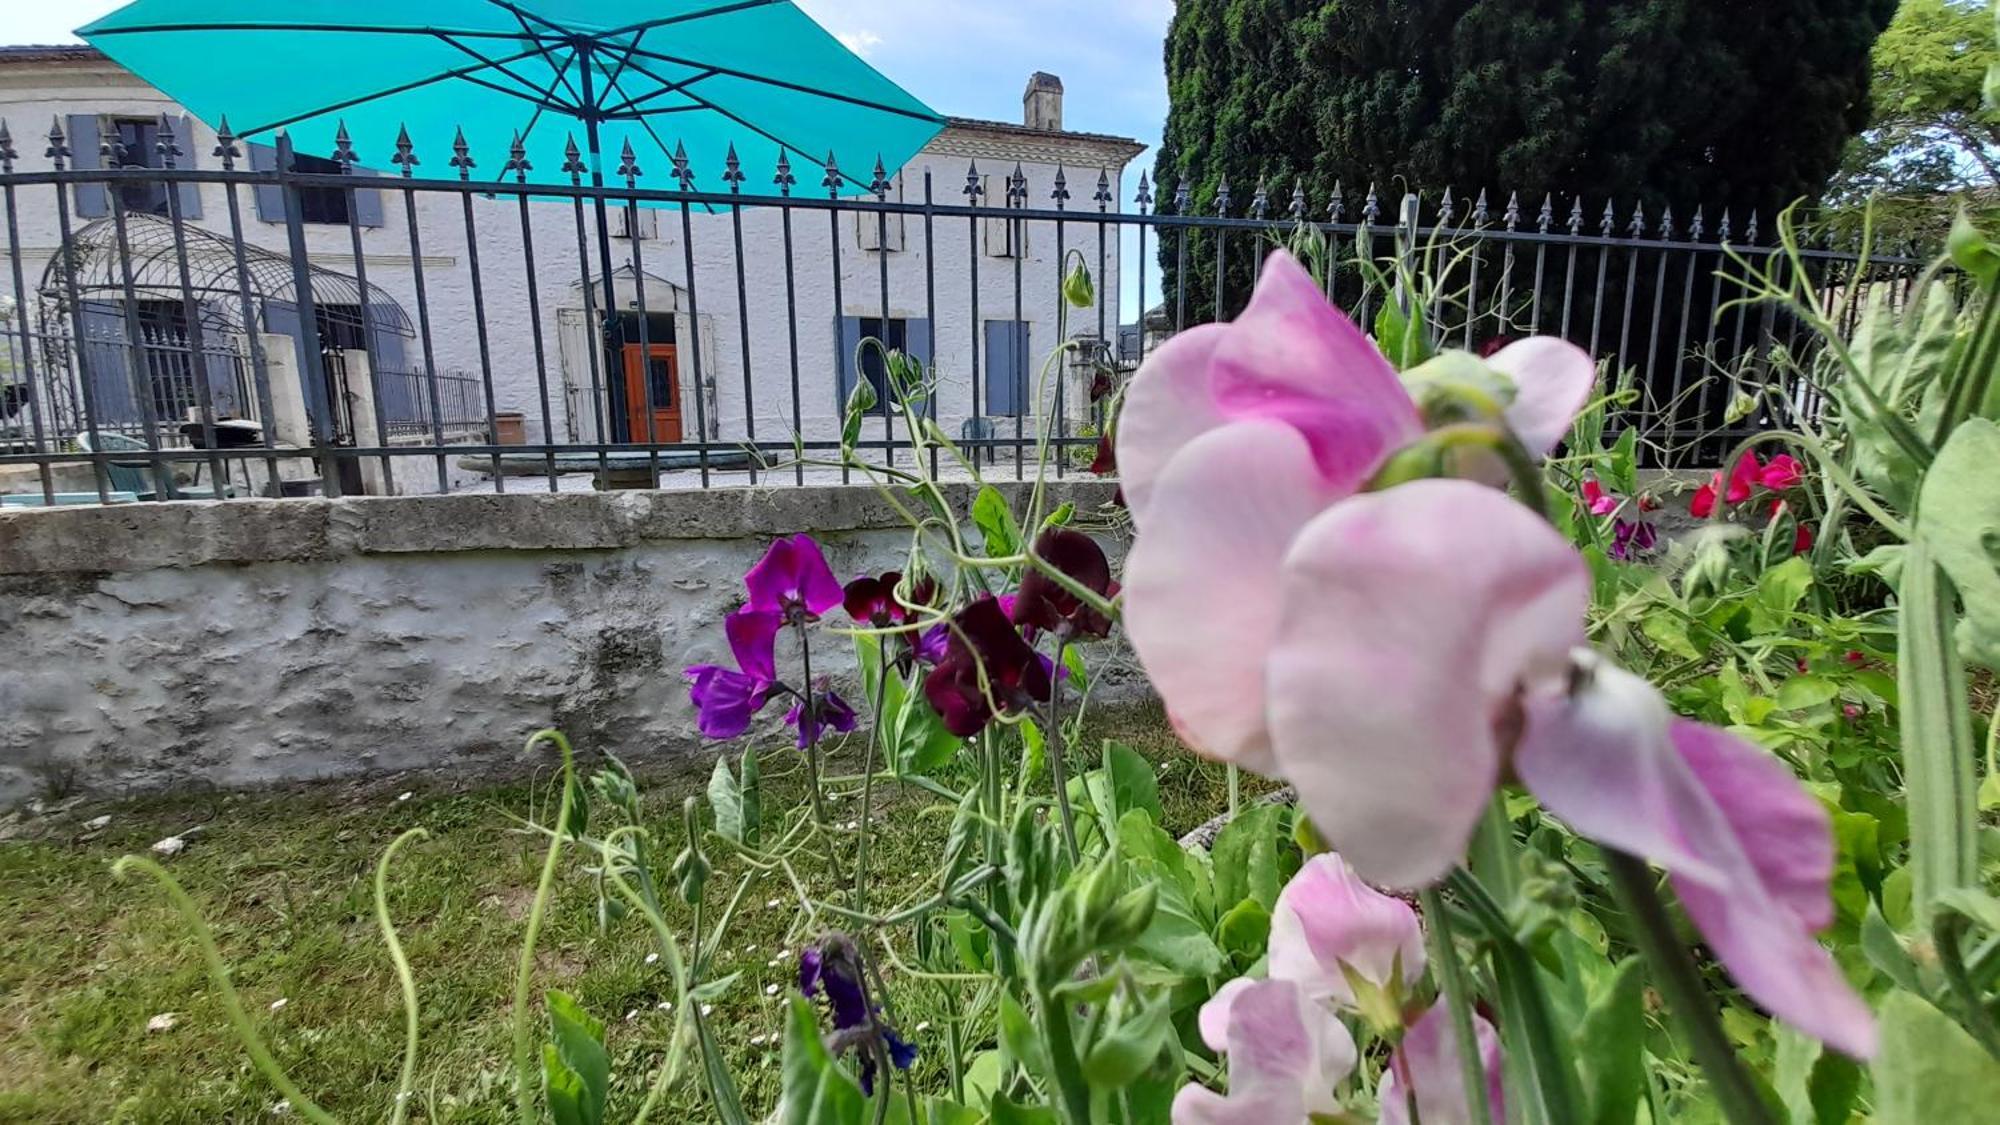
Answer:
xmin=0 ymin=62 xmax=1137 ymax=484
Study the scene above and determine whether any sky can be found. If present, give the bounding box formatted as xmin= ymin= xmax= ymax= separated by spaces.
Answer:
xmin=0 ymin=0 xmax=1174 ymax=319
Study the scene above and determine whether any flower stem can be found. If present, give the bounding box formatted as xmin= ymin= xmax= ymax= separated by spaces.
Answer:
xmin=1226 ymin=764 xmax=1241 ymax=821
xmin=1045 ymin=640 xmax=1082 ymax=865
xmin=375 ymin=828 xmax=428 ymax=1125
xmin=513 ymin=730 xmax=577 ymax=1125
xmin=852 ymin=660 xmax=890 ymax=913
xmin=1421 ymin=885 xmax=1495 ymax=1125
xmin=1602 ymin=850 xmax=1776 ymax=1125
xmin=792 ymin=616 xmax=832 ymax=828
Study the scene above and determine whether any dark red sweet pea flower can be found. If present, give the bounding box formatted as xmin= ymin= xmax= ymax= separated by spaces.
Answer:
xmin=1089 ymin=432 xmax=1116 ymax=475
xmin=923 ymin=596 xmax=1052 ymax=736
xmin=1013 ymin=528 xmax=1118 ymax=640
xmin=843 ymin=571 xmax=908 ymax=627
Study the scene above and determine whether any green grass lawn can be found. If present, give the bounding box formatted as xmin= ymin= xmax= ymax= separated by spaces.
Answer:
xmin=0 ymin=701 xmax=1247 ymax=1123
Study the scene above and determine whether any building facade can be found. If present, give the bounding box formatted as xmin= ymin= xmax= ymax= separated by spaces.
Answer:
xmin=0 ymin=47 xmax=1143 ymax=488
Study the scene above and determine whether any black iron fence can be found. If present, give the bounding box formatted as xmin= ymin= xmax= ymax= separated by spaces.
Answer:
xmin=0 ymin=116 xmax=1934 ymax=505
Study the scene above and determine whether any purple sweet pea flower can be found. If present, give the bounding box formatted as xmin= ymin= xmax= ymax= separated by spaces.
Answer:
xmin=914 ymin=623 xmax=951 ymax=667
xmin=1609 ymin=518 xmax=1658 ymax=561
xmin=786 ymin=688 xmax=858 ymax=749
xmin=1378 ymin=1003 xmax=1505 ymax=1125
xmin=685 ymin=607 xmax=783 ymax=739
xmin=800 ymin=934 xmax=916 ymax=1094
xmin=746 ymin=534 xmax=844 ymax=621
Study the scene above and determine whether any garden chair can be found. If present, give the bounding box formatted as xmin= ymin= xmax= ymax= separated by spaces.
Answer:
xmin=73 ymin=431 xmax=227 ymax=501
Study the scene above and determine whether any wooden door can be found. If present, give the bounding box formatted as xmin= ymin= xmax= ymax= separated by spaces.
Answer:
xmin=621 ymin=343 xmax=682 ymax=443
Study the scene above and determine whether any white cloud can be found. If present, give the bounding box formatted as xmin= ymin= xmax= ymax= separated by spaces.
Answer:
xmin=836 ymin=29 xmax=884 ymax=56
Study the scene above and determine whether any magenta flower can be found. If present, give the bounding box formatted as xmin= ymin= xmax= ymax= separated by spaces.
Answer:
xmin=745 ymin=534 xmax=844 ymax=621
xmin=1171 ymin=977 xmax=1356 ymax=1124
xmin=1760 ymin=453 xmax=1804 ymax=491
xmin=1378 ymin=1004 xmax=1505 ymax=1125
xmin=922 ymin=596 xmax=1051 ymax=736
xmin=1267 ymin=853 xmax=1425 ymax=1016
xmin=1609 ymin=518 xmax=1658 ymax=560
xmin=684 ymin=607 xmax=783 ymax=739
xmin=1117 ymin=250 xmax=1591 ymax=772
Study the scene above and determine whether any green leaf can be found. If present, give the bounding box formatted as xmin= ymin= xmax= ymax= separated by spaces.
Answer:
xmin=1774 ymin=1026 xmax=1856 ymax=1125
xmin=973 ymin=485 xmax=1022 ymax=560
xmin=544 ymin=991 xmax=609 ymax=1125
xmin=1949 ymin=211 xmax=2000 ymax=292
xmin=895 ymin=682 xmax=963 ymax=774
xmin=779 ymin=996 xmax=868 ymax=1125
xmin=1932 ymin=886 xmax=2000 ymax=934
xmin=1082 ymin=992 xmax=1177 ymax=1088
xmin=1757 ymin=556 xmax=1815 ymax=617
xmin=689 ymin=971 xmax=742 ymax=1003
xmin=1640 ymin=611 xmax=1703 ymax=662
xmin=1829 ymin=811 xmax=1883 ymax=927
xmin=1215 ymin=897 xmax=1272 ymax=966
xmin=1102 ymin=742 xmax=1163 ymax=825
xmin=988 ymin=1092 xmax=1059 ymax=1125
xmin=1775 ymin=675 xmax=1839 ymax=711
xmin=998 ymin=993 xmax=1047 ymax=1075
xmin=1209 ymin=803 xmax=1283 ymax=912
xmin=739 ymin=748 xmax=761 ymax=849
xmin=1918 ymin=418 xmax=2000 ymax=670
xmin=708 ymin=756 xmax=746 ymax=845
xmin=1374 ymin=295 xmax=1430 ymax=369
xmin=1575 ymin=959 xmax=1645 ymax=1125
xmin=1129 ymin=870 xmax=1223 ymax=977
xmin=1861 ymin=904 xmax=1926 ymax=998
xmin=1872 ymin=991 xmax=2000 ymax=1125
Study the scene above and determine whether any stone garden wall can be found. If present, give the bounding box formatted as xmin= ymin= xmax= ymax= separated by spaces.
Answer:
xmin=0 ymin=482 xmax=1130 ymax=805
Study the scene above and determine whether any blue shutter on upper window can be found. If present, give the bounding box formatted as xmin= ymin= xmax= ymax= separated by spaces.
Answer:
xmin=984 ymin=321 xmax=1029 ymax=416
xmin=835 ymin=315 xmax=862 ymax=410
xmin=170 ymin=115 xmax=202 ymax=219
xmin=246 ymin=142 xmax=284 ymax=222
xmin=66 ymin=115 xmax=108 ymax=218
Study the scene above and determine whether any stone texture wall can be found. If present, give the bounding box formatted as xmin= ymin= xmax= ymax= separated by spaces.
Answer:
xmin=0 ymin=483 xmax=1130 ymax=805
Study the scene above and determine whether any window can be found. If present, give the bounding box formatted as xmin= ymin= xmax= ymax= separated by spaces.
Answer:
xmin=837 ymin=315 xmax=932 ymax=410
xmin=612 ymin=207 xmax=658 ymax=240
xmin=107 ymin=117 xmax=171 ymax=216
xmin=293 ymin=154 xmax=351 ymax=225
xmin=855 ymin=174 xmax=905 ymax=252
xmin=982 ymin=174 xmax=1028 ymax=259
xmin=856 ymin=316 xmax=908 ymax=404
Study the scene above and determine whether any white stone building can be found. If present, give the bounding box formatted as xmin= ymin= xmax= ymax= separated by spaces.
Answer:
xmin=0 ymin=47 xmax=1143 ymax=489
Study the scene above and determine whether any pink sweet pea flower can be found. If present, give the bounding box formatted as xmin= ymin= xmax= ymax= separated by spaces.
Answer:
xmin=1580 ymin=477 xmax=1619 ymax=516
xmin=1117 ymin=250 xmax=1591 ymax=772
xmin=1267 ymin=854 xmax=1425 ymax=1014
xmin=744 ymin=534 xmax=844 ymax=621
xmin=1171 ymin=977 xmax=1357 ymax=1125
xmin=1760 ymin=453 xmax=1804 ymax=491
xmin=1378 ymin=1004 xmax=1505 ymax=1125
xmin=1119 ymin=255 xmax=1872 ymax=1057
xmin=1513 ymin=653 xmax=1873 ymax=1058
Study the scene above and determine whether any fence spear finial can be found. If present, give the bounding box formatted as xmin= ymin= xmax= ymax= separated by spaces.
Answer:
xmin=1288 ymin=177 xmax=1307 ymax=221
xmin=154 ymin=113 xmax=179 ymax=169
xmin=449 ymin=127 xmax=474 ymax=179
xmin=45 ymin=116 xmax=69 ymax=168
xmin=773 ymin=149 xmax=795 ymax=196
xmin=0 ymin=120 xmax=16 ymax=173
xmin=1094 ymin=167 xmax=1112 ymax=212
xmin=560 ymin=133 xmax=585 ymax=183
xmin=1134 ymin=169 xmax=1152 ymax=214
xmin=391 ymin=124 xmax=417 ymax=177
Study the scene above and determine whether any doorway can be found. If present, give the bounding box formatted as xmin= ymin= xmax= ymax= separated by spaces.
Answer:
xmin=621 ymin=343 xmax=682 ymax=443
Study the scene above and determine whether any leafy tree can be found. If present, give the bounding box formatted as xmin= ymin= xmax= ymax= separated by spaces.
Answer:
xmin=1157 ymin=0 xmax=1896 ymax=320
xmin=1826 ymin=0 xmax=2000 ymax=246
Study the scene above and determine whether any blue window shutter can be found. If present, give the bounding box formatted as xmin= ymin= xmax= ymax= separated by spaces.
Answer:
xmin=247 ymin=142 xmax=284 ymax=222
xmin=905 ymin=317 xmax=933 ymax=376
xmin=66 ymin=115 xmax=108 ymax=218
xmin=835 ymin=315 xmax=861 ymax=409
xmin=984 ymin=321 xmax=1027 ymax=416
xmin=351 ymin=167 xmax=385 ymax=227
xmin=173 ymin=115 xmax=203 ymax=219
xmin=77 ymin=301 xmax=137 ymax=425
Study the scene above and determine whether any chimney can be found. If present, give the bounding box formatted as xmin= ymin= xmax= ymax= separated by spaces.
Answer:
xmin=1023 ymin=72 xmax=1063 ymax=132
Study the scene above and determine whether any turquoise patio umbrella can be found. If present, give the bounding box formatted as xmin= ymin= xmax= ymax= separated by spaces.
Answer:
xmin=78 ymin=0 xmax=945 ymax=198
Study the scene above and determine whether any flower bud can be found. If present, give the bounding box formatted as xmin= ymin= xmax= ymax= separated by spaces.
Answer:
xmin=1097 ymin=883 xmax=1158 ymax=950
xmin=1062 ymin=260 xmax=1095 ymax=309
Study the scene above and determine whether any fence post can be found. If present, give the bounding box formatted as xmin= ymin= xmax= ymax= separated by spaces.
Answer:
xmin=1395 ymin=192 xmax=1421 ymax=320
xmin=274 ymin=131 xmax=342 ymax=498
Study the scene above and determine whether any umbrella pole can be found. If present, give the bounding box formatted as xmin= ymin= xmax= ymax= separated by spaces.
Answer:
xmin=578 ymin=51 xmax=622 ymax=444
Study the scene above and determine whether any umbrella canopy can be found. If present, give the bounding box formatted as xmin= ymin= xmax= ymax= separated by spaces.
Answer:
xmin=78 ymin=0 xmax=945 ymax=199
